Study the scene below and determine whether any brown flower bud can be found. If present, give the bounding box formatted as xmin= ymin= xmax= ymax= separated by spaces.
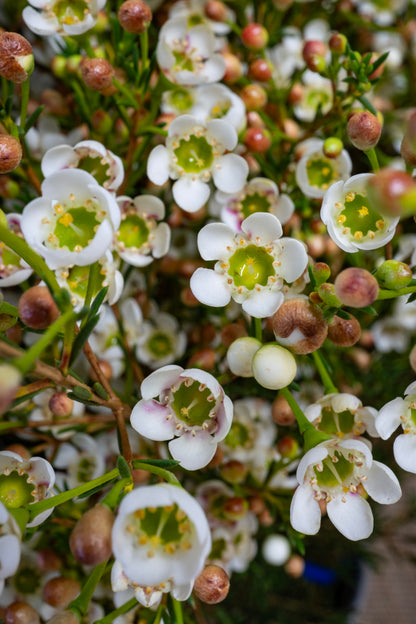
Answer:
xmin=5 ymin=444 xmax=30 ymax=459
xmin=334 ymin=267 xmax=379 ymax=308
xmin=81 ymin=58 xmax=115 ymax=92
xmin=90 ymin=359 xmax=113 ymax=381
xmin=118 ymin=0 xmax=152 ymax=34
xmin=187 ymin=348 xmax=216 ymax=371
xmin=46 ymin=612 xmax=79 ymax=624
xmin=272 ymin=393 xmax=295 ymax=426
xmin=302 ymin=40 xmax=327 ymax=72
xmin=18 ymin=286 xmax=59 ymax=330
xmin=327 ymin=314 xmax=361 ymax=347
xmin=221 ymin=322 xmax=247 ymax=347
xmin=69 ymin=503 xmax=114 ymax=566
xmin=205 ymin=0 xmax=227 ymax=21
xmin=222 ymin=496 xmax=248 ymax=520
xmin=48 ymin=392 xmax=74 ymax=418
xmin=285 ymin=555 xmax=305 ymax=578
xmin=0 ymin=32 xmax=33 ymax=83
xmin=5 ymin=601 xmax=40 ymax=624
xmin=410 ymin=344 xmax=416 ymax=373
xmin=271 ymin=297 xmax=328 ymax=354
xmin=0 ymin=134 xmax=22 ymax=173
xmin=194 ymin=565 xmax=230 ymax=604
xmin=221 ymin=459 xmax=248 ymax=484
xmin=241 ymin=84 xmax=268 ymax=110
xmin=43 ymin=577 xmax=81 ymax=608
xmin=36 ymin=548 xmax=62 ymax=572
xmin=347 ymin=111 xmax=381 ymax=151
xmin=221 ymin=52 xmax=243 ymax=83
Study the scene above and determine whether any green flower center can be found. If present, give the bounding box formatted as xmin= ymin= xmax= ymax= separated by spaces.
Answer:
xmin=118 ymin=215 xmax=149 ymax=249
xmin=306 ymin=157 xmax=338 ymax=190
xmin=53 ymin=0 xmax=88 ymax=24
xmin=76 ymin=455 xmax=98 ymax=482
xmin=171 ymin=379 xmax=215 ymax=427
xmin=338 ymin=192 xmax=385 ymax=241
xmin=51 ymin=203 xmax=102 ymax=252
xmin=225 ymin=422 xmax=250 ymax=449
xmin=174 ymin=135 xmax=214 ymax=173
xmin=172 ymin=50 xmax=195 ymax=73
xmin=314 ymin=451 xmax=354 ymax=488
xmin=169 ymin=88 xmax=194 ymax=112
xmin=14 ymin=566 xmax=41 ymax=594
xmin=78 ymin=154 xmax=111 ymax=187
xmin=209 ymin=100 xmax=231 ymax=120
xmin=66 ymin=265 xmax=104 ymax=299
xmin=188 ymin=14 xmax=205 ymax=27
xmin=210 ymin=537 xmax=227 ymax=560
xmin=0 ymin=244 xmax=21 ymax=272
xmin=305 ymin=88 xmax=330 ymax=111
xmin=0 ymin=471 xmax=35 ymax=509
xmin=148 ymin=332 xmax=173 ymax=357
xmin=239 ymin=193 xmax=271 ymax=219
xmin=228 ymin=244 xmax=275 ymax=290
xmin=317 ymin=408 xmax=355 ymax=436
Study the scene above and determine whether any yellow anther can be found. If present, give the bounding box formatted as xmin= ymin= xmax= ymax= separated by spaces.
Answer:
xmin=134 ymin=509 xmax=145 ymax=519
xmin=376 ymin=219 xmax=385 ymax=230
xmin=322 ymin=167 xmax=330 ymax=176
xmin=358 ymin=206 xmax=369 ymax=217
xmin=337 ymin=214 xmax=347 ymax=224
xmin=164 ymin=543 xmax=176 ymax=554
xmin=345 ymin=192 xmax=355 ymax=202
xmin=58 ymin=213 xmax=74 ymax=227
xmin=138 ymin=535 xmax=148 ymax=545
xmin=354 ymin=229 xmax=363 ymax=239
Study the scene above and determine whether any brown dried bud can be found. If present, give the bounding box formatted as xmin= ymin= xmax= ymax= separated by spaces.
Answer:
xmin=221 ymin=322 xmax=247 ymax=347
xmin=81 ymin=58 xmax=115 ymax=92
xmin=48 ymin=392 xmax=74 ymax=418
xmin=69 ymin=503 xmax=114 ymax=566
xmin=205 ymin=0 xmax=227 ymax=21
xmin=271 ymin=297 xmax=328 ymax=354
xmin=0 ymin=32 xmax=33 ymax=83
xmin=334 ymin=267 xmax=379 ymax=308
xmin=5 ymin=444 xmax=30 ymax=459
xmin=118 ymin=0 xmax=152 ymax=34
xmin=327 ymin=314 xmax=361 ymax=347
xmin=18 ymin=286 xmax=59 ymax=330
xmin=0 ymin=134 xmax=22 ymax=173
xmin=43 ymin=577 xmax=81 ymax=608
xmin=347 ymin=111 xmax=381 ymax=151
xmin=5 ymin=601 xmax=40 ymax=624
xmin=194 ymin=565 xmax=230 ymax=604
xmin=272 ymin=393 xmax=295 ymax=426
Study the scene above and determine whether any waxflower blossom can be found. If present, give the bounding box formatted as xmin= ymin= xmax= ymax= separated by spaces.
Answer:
xmin=0 ymin=502 xmax=21 ymax=598
xmin=0 ymin=214 xmax=33 ymax=287
xmin=295 ymin=139 xmax=352 ymax=199
xmin=168 ymin=0 xmax=236 ymax=36
xmin=147 ymin=114 xmax=248 ymax=212
xmin=53 ymin=433 xmax=106 ymax=490
xmin=321 ymin=173 xmax=400 ymax=253
xmin=290 ymin=438 xmax=401 ymax=540
xmin=112 ymin=484 xmax=211 ymax=607
xmin=293 ymin=71 xmax=333 ymax=122
xmin=23 ymin=0 xmax=107 ymax=37
xmin=305 ymin=393 xmax=379 ymax=438
xmin=130 ymin=365 xmax=233 ymax=470
xmin=376 ymin=381 xmax=416 ymax=473
xmin=21 ymin=169 xmax=121 ymax=270
xmin=190 ymin=213 xmax=308 ymax=318
xmin=135 ymin=308 xmax=187 ymax=369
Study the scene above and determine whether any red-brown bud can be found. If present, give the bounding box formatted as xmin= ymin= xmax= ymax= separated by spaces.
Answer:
xmin=244 ymin=127 xmax=271 ymax=153
xmin=248 ymin=59 xmax=273 ymax=82
xmin=272 ymin=394 xmax=295 ymax=426
xmin=204 ymin=0 xmax=227 ymax=21
xmin=221 ymin=460 xmax=248 ymax=484
xmin=241 ymin=23 xmax=269 ymax=49
xmin=347 ymin=111 xmax=381 ymax=151
xmin=222 ymin=496 xmax=248 ymax=520
xmin=118 ymin=0 xmax=152 ymax=34
xmin=271 ymin=297 xmax=328 ymax=354
xmin=327 ymin=314 xmax=361 ymax=347
xmin=48 ymin=392 xmax=74 ymax=418
xmin=0 ymin=134 xmax=22 ymax=173
xmin=194 ymin=565 xmax=230 ymax=604
xmin=241 ymin=84 xmax=267 ymax=110
xmin=5 ymin=601 xmax=40 ymax=624
xmin=81 ymin=58 xmax=115 ymax=92
xmin=334 ymin=267 xmax=379 ymax=308
xmin=43 ymin=577 xmax=81 ymax=608
xmin=366 ymin=167 xmax=416 ymax=217
xmin=302 ymin=40 xmax=327 ymax=72
xmin=0 ymin=32 xmax=33 ymax=83
xmin=221 ymin=52 xmax=243 ymax=83
xmin=18 ymin=286 xmax=60 ymax=330
xmin=69 ymin=503 xmax=114 ymax=566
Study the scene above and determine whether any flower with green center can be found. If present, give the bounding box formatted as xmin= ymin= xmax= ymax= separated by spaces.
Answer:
xmin=295 ymin=139 xmax=352 ymax=199
xmin=168 ymin=0 xmax=236 ymax=36
xmin=147 ymin=114 xmax=248 ymax=213
xmin=190 ymin=212 xmax=308 ymax=318
xmin=131 ymin=365 xmax=233 ymax=470
xmin=53 ymin=432 xmax=106 ymax=491
xmin=21 ymin=169 xmax=120 ymax=270
xmin=0 ymin=214 xmax=33 ymax=287
xmin=135 ymin=309 xmax=187 ymax=369
xmin=294 ymin=71 xmax=333 ymax=122
xmin=377 ymin=381 xmax=416 ymax=473
xmin=23 ymin=0 xmax=106 ymax=36
xmin=305 ymin=393 xmax=379 ymax=439
xmin=290 ymin=438 xmax=401 ymax=540
xmin=321 ymin=173 xmax=399 ymax=253
xmin=111 ymin=484 xmax=211 ymax=607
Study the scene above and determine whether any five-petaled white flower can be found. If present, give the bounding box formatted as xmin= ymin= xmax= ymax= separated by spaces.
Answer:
xmin=23 ymin=0 xmax=106 ymax=36
xmin=295 ymin=139 xmax=352 ymax=199
xmin=190 ymin=212 xmax=308 ymax=318
xmin=305 ymin=393 xmax=379 ymax=438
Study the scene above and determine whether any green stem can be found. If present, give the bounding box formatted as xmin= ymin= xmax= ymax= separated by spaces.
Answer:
xmin=101 ymin=477 xmax=131 ymax=510
xmin=82 ymin=262 xmax=101 ymax=322
xmin=172 ymin=598 xmax=184 ymax=624
xmin=254 ymin=317 xmax=262 ymax=342
xmin=280 ymin=387 xmax=332 ymax=450
xmin=70 ymin=560 xmax=108 ymax=617
xmin=19 ymin=79 xmax=31 ymax=132
xmin=131 ymin=460 xmax=181 ymax=486
xmin=312 ymin=351 xmax=338 ymax=394
xmin=377 ymin=285 xmax=416 ymax=300
xmin=113 ymin=79 xmax=139 ymax=108
xmin=93 ymin=597 xmax=138 ymax=624
xmin=365 ymin=147 xmax=380 ymax=172
xmin=139 ymin=29 xmax=149 ymax=75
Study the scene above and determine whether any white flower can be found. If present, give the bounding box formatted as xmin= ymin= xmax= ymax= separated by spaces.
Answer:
xmin=0 ymin=502 xmax=21 ymax=598
xmin=23 ymin=0 xmax=106 ymax=37
xmin=290 ymin=438 xmax=401 ymax=540
xmin=147 ymin=114 xmax=248 ymax=212
xmin=114 ymin=195 xmax=170 ymax=267
xmin=169 ymin=0 xmax=236 ymax=36
xmin=321 ymin=173 xmax=399 ymax=253
xmin=211 ymin=177 xmax=294 ymax=231
xmin=25 ymin=116 xmax=86 ymax=161
xmin=21 ymin=169 xmax=121 ymax=270
xmin=0 ymin=214 xmax=33 ymax=287
xmin=131 ymin=365 xmax=233 ymax=470
xmin=190 ymin=213 xmax=308 ymax=318
xmin=41 ymin=140 xmax=124 ymax=194
xmin=377 ymin=381 xmax=416 ymax=473
xmin=112 ymin=484 xmax=211 ymax=606
xmin=305 ymin=393 xmax=379 ymax=438
xmin=352 ymin=0 xmax=407 ymax=26
xmin=293 ymin=71 xmax=333 ymax=122
xmin=135 ymin=309 xmax=187 ymax=369
xmin=29 ymin=388 xmax=85 ymax=440
xmin=156 ymin=17 xmax=225 ymax=86
xmin=295 ymin=139 xmax=352 ymax=199
xmin=53 ymin=432 xmax=106 ymax=490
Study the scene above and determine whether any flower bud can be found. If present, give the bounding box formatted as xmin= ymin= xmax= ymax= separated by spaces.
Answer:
xmin=252 ymin=344 xmax=297 ymax=390
xmin=221 ymin=460 xmax=248 ymax=484
xmin=221 ymin=322 xmax=247 ymax=347
xmin=334 ymin=267 xmax=379 ymax=308
xmin=0 ymin=32 xmax=34 ymax=83
xmin=285 ymin=554 xmax=305 ymax=578
xmin=187 ymin=348 xmax=216 ymax=370
xmin=222 ymin=496 xmax=248 ymax=520
xmin=0 ymin=135 xmax=22 ymax=173
xmin=241 ymin=23 xmax=269 ymax=50
xmin=90 ymin=359 xmax=113 ymax=381
xmin=272 ymin=393 xmax=295 ymax=426
xmin=311 ymin=262 xmax=331 ymax=286
xmin=317 ymin=282 xmax=342 ymax=307
xmin=193 ymin=565 xmax=230 ymax=604
xmin=328 ymin=33 xmax=347 ymax=55
xmin=5 ymin=444 xmax=30 ymax=459
xmin=18 ymin=286 xmax=60 ymax=329
xmin=118 ymin=0 xmax=152 ymax=34
xmin=46 ymin=612 xmax=79 ymax=624
xmin=226 ymin=337 xmax=261 ymax=377
xmin=69 ymin=503 xmax=114 ymax=565
xmin=244 ymin=127 xmax=271 ymax=153
xmin=43 ymin=577 xmax=81 ymax=608
xmin=375 ymin=260 xmax=412 ymax=290
xmin=323 ymin=137 xmax=343 ymax=159
xmin=5 ymin=601 xmax=40 ymax=624
xmin=221 ymin=52 xmax=243 ymax=83
xmin=327 ymin=314 xmax=361 ymax=347
xmin=271 ymin=298 xmax=328 ymax=354
xmin=36 ymin=548 xmax=62 ymax=572
xmin=241 ymin=84 xmax=267 ymax=110
xmin=0 ymin=363 xmax=22 ymax=416
xmin=366 ymin=168 xmax=416 ymax=218
xmin=81 ymin=58 xmax=115 ymax=92
xmin=262 ymin=535 xmax=291 ymax=566
xmin=400 ymin=136 xmax=416 ymax=169
xmin=249 ymin=58 xmax=273 ymax=82
xmin=347 ymin=111 xmax=381 ymax=151
xmin=204 ymin=0 xmax=227 ymax=21
xmin=302 ymin=40 xmax=327 ymax=72
xmin=410 ymin=344 xmax=416 ymax=373
xmin=48 ymin=392 xmax=74 ymax=418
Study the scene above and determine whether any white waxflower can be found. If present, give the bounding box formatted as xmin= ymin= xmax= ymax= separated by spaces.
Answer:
xmin=135 ymin=309 xmax=187 ymax=369
xmin=25 ymin=116 xmax=86 ymax=161
xmin=295 ymin=139 xmax=352 ymax=199
xmin=190 ymin=213 xmax=308 ymax=318
xmin=53 ymin=432 xmax=106 ymax=491
xmin=21 ymin=169 xmax=121 ymax=270
xmin=290 ymin=438 xmax=401 ymax=541
xmin=23 ymin=0 xmax=106 ymax=37
xmin=156 ymin=17 xmax=226 ymax=86
xmin=169 ymin=0 xmax=236 ymax=36
xmin=131 ymin=365 xmax=233 ymax=470
xmin=294 ymin=71 xmax=333 ymax=122
xmin=321 ymin=173 xmax=399 ymax=253
xmin=0 ymin=502 xmax=21 ymax=598
xmin=305 ymin=393 xmax=379 ymax=438
xmin=211 ymin=177 xmax=294 ymax=231
xmin=377 ymin=381 xmax=416 ymax=473
xmin=0 ymin=214 xmax=33 ymax=287
xmin=29 ymin=387 xmax=85 ymax=440
xmin=114 ymin=195 xmax=170 ymax=267
xmin=41 ymin=140 xmax=124 ymax=194
xmin=112 ymin=484 xmax=211 ymax=607
xmin=353 ymin=0 xmax=407 ymax=26
xmin=147 ymin=114 xmax=248 ymax=213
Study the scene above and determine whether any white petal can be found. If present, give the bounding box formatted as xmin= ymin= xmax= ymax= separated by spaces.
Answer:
xmin=278 ymin=238 xmax=308 ymax=282
xmin=242 ymin=289 xmax=284 ymax=319
xmin=338 ymin=438 xmax=373 ymax=467
xmin=0 ymin=535 xmax=20 ymax=578
xmin=168 ymin=432 xmax=217 ymax=469
xmin=188 ymin=25 xmax=216 ymax=57
xmin=197 ymin=222 xmax=235 ymax=260
xmin=130 ymin=400 xmax=176 ymax=441
xmin=241 ymin=212 xmax=282 ymax=243
xmin=199 ymin=55 xmax=226 ymax=83
xmin=365 ymin=460 xmax=401 ymax=503
xmin=327 ymin=494 xmax=373 ymax=541
xmin=172 ymin=177 xmax=210 ymax=212
xmin=182 ymin=368 xmax=221 ymax=397
xmin=290 ymin=485 xmax=322 ymax=535
xmin=169 ymin=114 xmax=200 ymax=137
xmin=134 ymin=195 xmax=166 ymax=220
xmin=147 ymin=145 xmax=171 ymax=185
xmin=41 ymin=168 xmax=98 ymax=200
xmin=212 ymin=154 xmax=249 ymax=193
xmin=393 ymin=434 xmax=416 ymax=473
xmin=376 ymin=397 xmax=404 ymax=439
xmin=331 ymin=393 xmax=361 ymax=413
xmin=296 ymin=445 xmax=328 ymax=483
xmin=190 ymin=268 xmax=231 ymax=307
xmin=206 ymin=119 xmax=237 ymax=151
xmin=22 ymin=6 xmax=59 ymax=34
xmin=41 ymin=145 xmax=78 ymax=177
xmin=140 ymin=365 xmax=183 ymax=399
xmin=152 ymin=223 xmax=171 ymax=258
xmin=274 ymin=194 xmax=295 ymax=224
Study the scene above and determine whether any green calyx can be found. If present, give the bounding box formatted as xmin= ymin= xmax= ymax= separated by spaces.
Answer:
xmin=171 ymin=379 xmax=215 ymax=427
xmin=228 ymin=244 xmax=274 ymax=290
xmin=0 ymin=470 xmax=35 ymax=509
xmin=174 ymin=135 xmax=214 ymax=173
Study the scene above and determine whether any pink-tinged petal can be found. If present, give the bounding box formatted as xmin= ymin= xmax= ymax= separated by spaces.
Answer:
xmin=206 ymin=119 xmax=237 ymax=151
xmin=172 ymin=178 xmax=210 ymax=212
xmin=140 ymin=365 xmax=183 ymax=400
xmin=290 ymin=485 xmax=322 ymax=535
xmin=296 ymin=445 xmax=328 ymax=483
xmin=197 ymin=223 xmax=235 ymax=260
xmin=41 ymin=145 xmax=78 ymax=178
xmin=393 ymin=434 xmax=416 ymax=473
xmin=29 ymin=456 xmax=55 ymax=488
xmin=168 ymin=432 xmax=217 ymax=469
xmin=278 ymin=238 xmax=308 ymax=282
xmin=169 ymin=114 xmax=200 ymax=137
xmin=376 ymin=397 xmax=404 ymax=439
xmin=182 ymin=368 xmax=221 ymax=397
xmin=212 ymin=154 xmax=249 ymax=193
xmin=130 ymin=399 xmax=176 ymax=441
xmin=147 ymin=145 xmax=171 ymax=185
xmin=365 ymin=460 xmax=401 ymax=503
xmin=327 ymin=494 xmax=373 ymax=541
xmin=242 ymin=289 xmax=284 ymax=319
xmin=190 ymin=268 xmax=231 ymax=307
xmin=241 ymin=212 xmax=282 ymax=243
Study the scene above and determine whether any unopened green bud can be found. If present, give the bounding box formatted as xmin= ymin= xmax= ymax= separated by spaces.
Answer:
xmin=311 ymin=262 xmax=331 ymax=286
xmin=323 ymin=137 xmax=343 ymax=159
xmin=317 ymin=282 xmax=341 ymax=307
xmin=375 ymin=260 xmax=413 ymax=290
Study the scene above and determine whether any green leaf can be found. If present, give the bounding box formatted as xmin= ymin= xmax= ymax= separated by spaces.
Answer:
xmin=407 ymin=292 xmax=416 ymax=303
xmin=117 ymin=455 xmax=132 ymax=479
xmin=93 ymin=382 xmax=109 ymax=400
xmin=132 ymin=458 xmax=180 ymax=469
xmin=357 ymin=95 xmax=377 ymax=116
xmin=24 ymin=105 xmax=44 ymax=133
xmin=70 ymin=385 xmax=93 ymax=401
xmin=69 ymin=314 xmax=100 ymax=366
xmin=335 ymin=308 xmax=351 ymax=320
xmin=307 ymin=264 xmax=316 ymax=290
xmin=359 ymin=305 xmax=378 ymax=315
xmin=370 ymin=51 xmax=389 ymax=73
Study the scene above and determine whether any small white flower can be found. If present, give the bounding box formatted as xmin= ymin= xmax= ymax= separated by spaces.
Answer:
xmin=147 ymin=114 xmax=248 ymax=212
xmin=191 ymin=213 xmax=308 ymax=318
xmin=290 ymin=438 xmax=401 ymax=540
xmin=53 ymin=432 xmax=106 ymax=491
xmin=321 ymin=173 xmax=399 ymax=253
xmin=305 ymin=393 xmax=379 ymax=438
xmin=0 ymin=502 xmax=21 ymax=597
xmin=0 ymin=214 xmax=33 ymax=287
xmin=25 ymin=116 xmax=86 ymax=161
xmin=169 ymin=0 xmax=236 ymax=36
xmin=135 ymin=309 xmax=187 ymax=369
xmin=23 ymin=0 xmax=106 ymax=37
xmin=293 ymin=71 xmax=333 ymax=122
xmin=112 ymin=484 xmax=211 ymax=606
xmin=295 ymin=139 xmax=352 ymax=199
xmin=377 ymin=381 xmax=416 ymax=473
xmin=131 ymin=365 xmax=233 ymax=470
